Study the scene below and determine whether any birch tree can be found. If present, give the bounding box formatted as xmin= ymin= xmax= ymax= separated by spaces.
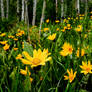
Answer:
xmin=39 ymin=0 xmax=46 ymax=36
xmin=21 ymin=0 xmax=24 ymax=21
xmin=32 ymin=0 xmax=37 ymax=26
xmin=6 ymin=0 xmax=9 ymax=19
xmin=76 ymin=0 xmax=80 ymax=14
xmin=25 ymin=0 xmax=30 ymax=42
xmin=17 ymin=0 xmax=19 ymax=14
xmin=1 ymin=0 xmax=5 ymax=20
xmin=61 ymin=0 xmax=64 ymax=22
xmin=55 ymin=0 xmax=58 ymax=19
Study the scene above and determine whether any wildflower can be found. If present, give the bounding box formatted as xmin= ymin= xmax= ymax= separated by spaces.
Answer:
xmin=75 ymin=25 xmax=82 ymax=32
xmin=14 ymin=48 xmax=18 ymax=51
xmin=64 ymin=69 xmax=77 ymax=83
xmin=0 ymin=33 xmax=6 ymax=37
xmin=47 ymin=33 xmax=56 ymax=40
xmin=80 ymin=61 xmax=92 ymax=75
xmin=46 ymin=19 xmax=49 ymax=23
xmin=44 ymin=28 xmax=49 ymax=32
xmin=8 ymin=36 xmax=14 ymax=38
xmin=55 ymin=20 xmax=60 ymax=23
xmin=76 ymin=48 xmax=85 ymax=57
xmin=3 ymin=44 xmax=10 ymax=50
xmin=20 ymin=49 xmax=51 ymax=68
xmin=20 ymin=66 xmax=31 ymax=76
xmin=0 ymin=41 xmax=8 ymax=45
xmin=20 ymin=66 xmax=33 ymax=82
xmin=56 ymin=28 xmax=59 ymax=31
xmin=16 ymin=54 xmax=22 ymax=59
xmin=60 ymin=42 xmax=73 ymax=56
xmin=14 ymin=38 xmax=18 ymax=41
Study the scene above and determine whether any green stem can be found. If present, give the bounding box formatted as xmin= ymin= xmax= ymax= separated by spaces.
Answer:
xmin=65 ymin=82 xmax=70 ymax=92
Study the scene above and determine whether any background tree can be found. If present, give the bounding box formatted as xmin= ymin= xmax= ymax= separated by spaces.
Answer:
xmin=32 ymin=0 xmax=37 ymax=26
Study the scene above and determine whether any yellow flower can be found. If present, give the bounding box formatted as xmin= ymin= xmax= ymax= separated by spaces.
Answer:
xmin=64 ymin=69 xmax=77 ymax=83
xmin=75 ymin=25 xmax=82 ymax=32
xmin=0 ymin=33 xmax=6 ymax=37
xmin=14 ymin=48 xmax=18 ymax=51
xmin=14 ymin=38 xmax=18 ymax=41
xmin=76 ymin=48 xmax=85 ymax=57
xmin=56 ymin=28 xmax=59 ymax=31
xmin=8 ymin=36 xmax=15 ymax=39
xmin=3 ymin=44 xmax=10 ymax=50
xmin=46 ymin=19 xmax=49 ymax=23
xmin=44 ymin=28 xmax=49 ymax=32
xmin=20 ymin=49 xmax=51 ymax=68
xmin=20 ymin=66 xmax=31 ymax=76
xmin=20 ymin=66 xmax=33 ymax=82
xmin=55 ymin=20 xmax=60 ymax=23
xmin=80 ymin=61 xmax=92 ymax=75
xmin=47 ymin=33 xmax=56 ymax=40
xmin=60 ymin=42 xmax=73 ymax=56
xmin=0 ymin=41 xmax=8 ymax=45
xmin=16 ymin=54 xmax=22 ymax=59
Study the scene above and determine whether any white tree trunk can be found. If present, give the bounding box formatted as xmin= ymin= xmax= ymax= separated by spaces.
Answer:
xmin=39 ymin=0 xmax=46 ymax=36
xmin=32 ymin=0 xmax=37 ymax=26
xmin=21 ymin=0 xmax=24 ymax=21
xmin=61 ymin=0 xmax=64 ymax=22
xmin=17 ymin=0 xmax=19 ymax=14
xmin=76 ymin=0 xmax=80 ymax=14
xmin=1 ymin=0 xmax=5 ymax=20
xmin=55 ymin=0 xmax=58 ymax=19
xmin=25 ymin=0 xmax=30 ymax=42
xmin=6 ymin=0 xmax=9 ymax=19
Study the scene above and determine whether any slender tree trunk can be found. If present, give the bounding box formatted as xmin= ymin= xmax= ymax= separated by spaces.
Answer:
xmin=25 ymin=0 xmax=30 ymax=42
xmin=55 ymin=0 xmax=58 ymax=19
xmin=21 ymin=0 xmax=24 ymax=21
xmin=76 ymin=0 xmax=80 ymax=14
xmin=1 ymin=0 xmax=5 ymax=20
xmin=6 ymin=0 xmax=9 ymax=19
xmin=32 ymin=0 xmax=37 ymax=26
xmin=61 ymin=0 xmax=64 ymax=22
xmin=17 ymin=0 xmax=19 ymax=14
xmin=39 ymin=0 xmax=46 ymax=36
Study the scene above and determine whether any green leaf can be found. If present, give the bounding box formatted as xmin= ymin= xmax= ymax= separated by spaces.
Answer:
xmin=23 ymin=41 xmax=33 ymax=56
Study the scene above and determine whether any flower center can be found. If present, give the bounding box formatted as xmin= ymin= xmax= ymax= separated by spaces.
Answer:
xmin=32 ymin=58 xmax=41 ymax=65
xmin=86 ymin=67 xmax=90 ymax=72
xmin=69 ymin=75 xmax=73 ymax=81
xmin=69 ymin=48 xmax=72 ymax=52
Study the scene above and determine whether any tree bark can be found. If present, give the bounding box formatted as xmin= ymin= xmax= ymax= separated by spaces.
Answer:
xmin=76 ymin=0 xmax=80 ymax=14
xmin=17 ymin=0 xmax=19 ymax=14
xmin=61 ymin=0 xmax=64 ymax=22
xmin=32 ymin=0 xmax=37 ymax=26
xmin=25 ymin=0 xmax=30 ymax=42
xmin=39 ymin=0 xmax=46 ymax=36
xmin=1 ymin=0 xmax=5 ymax=20
xmin=21 ymin=0 xmax=24 ymax=21
xmin=55 ymin=0 xmax=58 ymax=19
xmin=6 ymin=0 xmax=9 ymax=19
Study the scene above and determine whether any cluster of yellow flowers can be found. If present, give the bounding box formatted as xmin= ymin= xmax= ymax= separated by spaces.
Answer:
xmin=64 ymin=60 xmax=92 ymax=83
xmin=16 ymin=29 xmax=25 ymax=37
xmin=0 ymin=40 xmax=10 ymax=50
